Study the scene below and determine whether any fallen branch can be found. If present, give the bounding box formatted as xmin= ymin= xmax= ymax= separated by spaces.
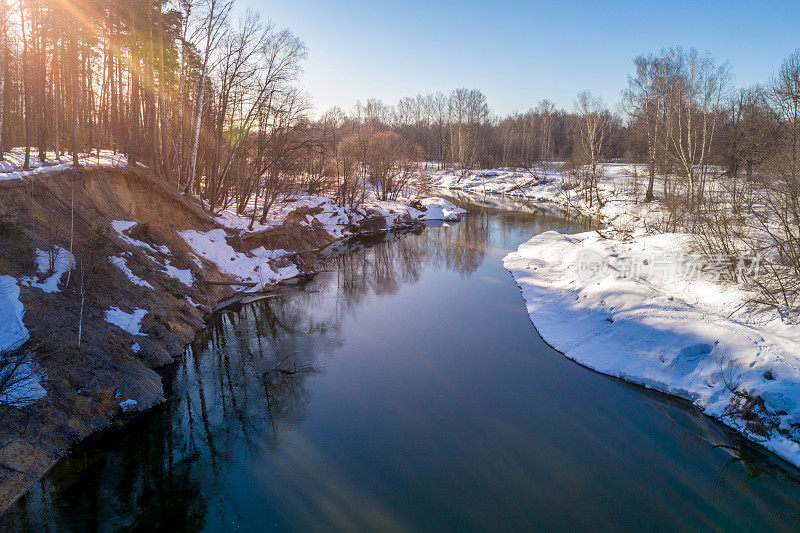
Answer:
xmin=265 ymin=351 xmax=300 ymax=375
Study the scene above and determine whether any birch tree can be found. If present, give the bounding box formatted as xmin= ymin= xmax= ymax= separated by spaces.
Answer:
xmin=185 ymin=0 xmax=232 ymax=194
xmin=575 ymin=90 xmax=610 ymax=207
xmin=668 ymin=47 xmax=730 ymax=209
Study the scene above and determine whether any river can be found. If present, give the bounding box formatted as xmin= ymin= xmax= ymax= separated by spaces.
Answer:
xmin=4 ymin=194 xmax=800 ymax=531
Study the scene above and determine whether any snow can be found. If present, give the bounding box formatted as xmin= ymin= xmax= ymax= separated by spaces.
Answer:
xmin=427 ymin=167 xmax=565 ymax=204
xmin=425 ymin=163 xmax=712 ymax=233
xmin=179 ymin=229 xmax=293 ymax=291
xmin=426 ymin=163 xmax=656 ymax=223
xmin=418 ymin=197 xmax=466 ymax=221
xmin=20 ymin=246 xmax=75 ymax=293
xmin=109 ymin=256 xmax=154 ymax=289
xmin=163 ymin=261 xmax=194 ymax=286
xmin=112 ymin=220 xmax=195 ymax=287
xmin=131 ymin=343 xmax=140 ymax=354
xmin=212 ymin=194 xmax=354 ymax=234
xmin=111 ymin=220 xmax=169 ymax=257
xmin=0 ymin=275 xmax=46 ymax=407
xmin=212 ymin=192 xmax=464 ymax=237
xmin=214 ymin=193 xmax=367 ymax=238
xmin=504 ymin=229 xmax=800 ymax=467
xmin=0 ymin=148 xmax=127 ymax=182
xmin=110 ymin=220 xmax=137 ymax=234
xmin=104 ymin=307 xmax=148 ymax=336
xmin=0 ymin=275 xmax=30 ymax=355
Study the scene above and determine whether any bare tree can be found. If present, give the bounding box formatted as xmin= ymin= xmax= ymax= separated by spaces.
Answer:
xmin=625 ymin=54 xmax=662 ymax=201
xmin=668 ymin=48 xmax=730 ymax=210
xmin=185 ymin=0 xmax=233 ymax=194
xmin=575 ymin=90 xmax=610 ymax=207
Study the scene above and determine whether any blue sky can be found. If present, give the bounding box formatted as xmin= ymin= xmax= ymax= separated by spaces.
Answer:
xmin=240 ymin=0 xmax=800 ymax=116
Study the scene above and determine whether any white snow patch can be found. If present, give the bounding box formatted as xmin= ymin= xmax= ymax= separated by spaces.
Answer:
xmin=21 ymin=246 xmax=75 ymax=293
xmin=179 ymin=229 xmax=293 ymax=291
xmin=418 ymin=197 xmax=466 ymax=221
xmin=104 ymin=307 xmax=148 ymax=336
xmin=0 ymin=275 xmax=29 ymax=355
xmin=111 ymin=220 xmax=169 ymax=257
xmin=0 ymin=275 xmax=46 ymax=407
xmin=109 ymin=256 xmax=154 ymax=289
xmin=0 ymin=149 xmax=126 ymax=182
xmin=163 ymin=261 xmax=194 ymax=286
xmin=131 ymin=343 xmax=140 ymax=353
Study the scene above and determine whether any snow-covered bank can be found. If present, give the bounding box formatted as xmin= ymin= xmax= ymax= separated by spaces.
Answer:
xmin=428 ymin=167 xmax=566 ymax=203
xmin=426 ymin=163 xmax=666 ymax=227
xmin=184 ymin=193 xmax=465 ymax=292
xmin=179 ymin=228 xmax=298 ymax=291
xmin=417 ymin=196 xmax=467 ymax=221
xmin=212 ymin=192 xmax=466 ymax=235
xmin=439 ymin=161 xmax=800 ymax=465
xmin=0 ymin=149 xmax=126 ymax=181
xmin=504 ymin=230 xmax=800 ymax=466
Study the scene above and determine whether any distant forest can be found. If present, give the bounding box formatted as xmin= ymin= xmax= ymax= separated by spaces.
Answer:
xmin=1 ymin=0 xmax=799 ymax=218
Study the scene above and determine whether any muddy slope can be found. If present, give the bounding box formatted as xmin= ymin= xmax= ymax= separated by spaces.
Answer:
xmin=0 ymin=166 xmax=339 ymax=512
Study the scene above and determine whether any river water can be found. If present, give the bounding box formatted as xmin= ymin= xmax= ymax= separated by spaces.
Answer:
xmin=4 ymin=194 xmax=800 ymax=531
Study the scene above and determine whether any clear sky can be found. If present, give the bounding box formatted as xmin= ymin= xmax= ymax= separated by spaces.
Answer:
xmin=239 ymin=0 xmax=800 ymax=117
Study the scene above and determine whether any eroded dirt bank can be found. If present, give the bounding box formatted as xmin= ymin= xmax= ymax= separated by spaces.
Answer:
xmin=0 ymin=166 xmax=385 ymax=512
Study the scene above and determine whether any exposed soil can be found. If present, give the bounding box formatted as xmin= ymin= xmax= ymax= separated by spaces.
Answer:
xmin=0 ymin=166 xmax=359 ymax=513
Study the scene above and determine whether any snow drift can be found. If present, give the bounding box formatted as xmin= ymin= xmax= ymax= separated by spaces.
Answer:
xmin=504 ymin=230 xmax=800 ymax=466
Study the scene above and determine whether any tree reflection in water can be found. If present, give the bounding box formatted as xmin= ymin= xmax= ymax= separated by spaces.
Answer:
xmin=2 ymin=216 xmax=497 ymax=530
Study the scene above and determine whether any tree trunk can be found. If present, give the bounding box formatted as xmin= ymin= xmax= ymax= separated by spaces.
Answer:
xmin=37 ymin=6 xmax=47 ymax=164
xmin=187 ymin=70 xmax=205 ymax=194
xmin=19 ymin=0 xmax=31 ymax=169
xmin=645 ymin=159 xmax=655 ymax=202
xmin=53 ymin=38 xmax=59 ymax=160
xmin=70 ymin=28 xmax=78 ymax=166
xmin=0 ymin=3 xmax=6 ymax=161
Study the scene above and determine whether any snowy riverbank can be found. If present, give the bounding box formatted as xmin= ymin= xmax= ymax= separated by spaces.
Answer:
xmin=430 ymin=163 xmax=800 ymax=467
xmin=426 ymin=163 xmax=673 ymax=230
xmin=504 ymin=231 xmax=800 ymax=467
xmin=185 ymin=193 xmax=465 ymax=292
xmin=0 ymin=159 xmax=467 ymax=410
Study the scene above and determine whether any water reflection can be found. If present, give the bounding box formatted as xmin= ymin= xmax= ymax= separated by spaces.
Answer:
xmin=5 ymin=196 xmax=800 ymax=531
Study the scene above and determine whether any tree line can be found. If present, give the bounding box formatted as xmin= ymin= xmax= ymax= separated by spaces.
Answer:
xmin=1 ymin=1 xmax=800 ymax=248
